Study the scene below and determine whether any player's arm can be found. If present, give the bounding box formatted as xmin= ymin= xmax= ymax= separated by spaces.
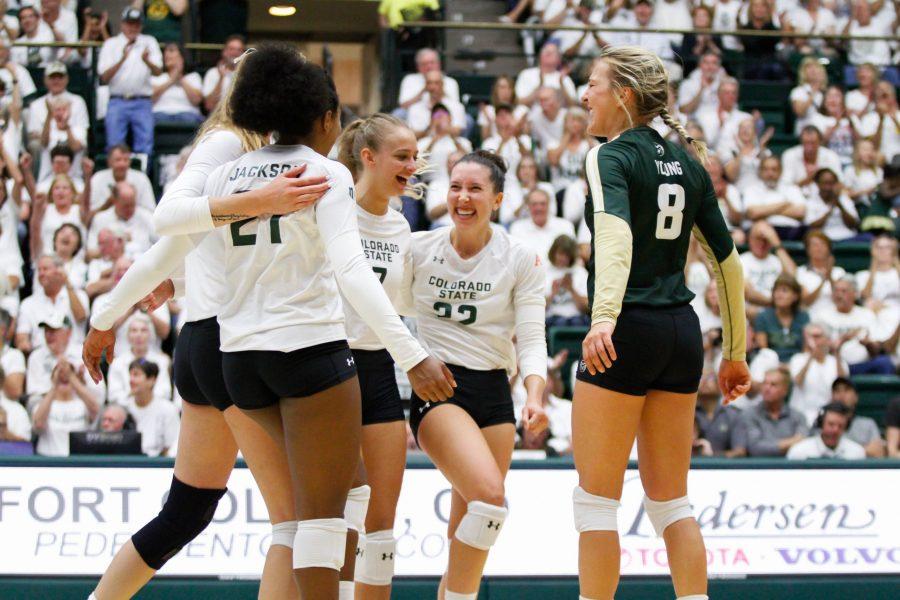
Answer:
xmin=514 ymin=247 xmax=550 ymax=433
xmin=693 ymin=179 xmax=747 ymax=363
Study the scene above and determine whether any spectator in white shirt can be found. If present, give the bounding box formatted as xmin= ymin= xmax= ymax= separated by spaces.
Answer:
xmin=478 ymin=75 xmax=528 ymax=141
xmin=677 ymin=51 xmax=724 ymax=118
xmin=780 ymin=125 xmax=845 ymax=189
xmin=407 ymin=72 xmax=467 ymax=138
xmin=797 ymin=229 xmax=847 ymax=316
xmin=0 ymin=310 xmax=25 ymax=399
xmin=804 ymin=168 xmax=860 ymax=242
xmin=37 ymin=97 xmax=86 ymax=183
xmin=514 ymin=42 xmax=578 ymax=108
xmin=417 ymin=107 xmax=472 ymax=183
xmin=790 ymin=57 xmax=828 ymax=135
xmin=743 ymin=156 xmax=808 ymax=240
xmin=721 ymin=117 xmax=773 ymax=194
xmin=34 ymin=145 xmax=87 ymax=197
xmin=845 ymin=63 xmax=879 ymax=117
xmin=843 ymin=138 xmax=884 ymax=201
xmin=97 ymin=8 xmax=163 ymax=155
xmin=624 ymin=0 xmax=681 ymax=79
xmin=107 ymin=314 xmax=172 ymax=406
xmin=789 ymin=322 xmax=849 ymax=426
xmin=85 ymin=224 xmax=127 ymax=299
xmin=0 ymin=40 xmax=36 ymax=100
xmin=0 ymin=371 xmax=31 ymax=442
xmin=787 ymin=402 xmax=866 ymax=459
xmin=202 ymin=34 xmax=245 ymax=113
xmin=831 ymin=377 xmax=886 ymax=457
xmin=697 ymin=77 xmax=752 ymax=153
xmin=40 ymin=0 xmax=78 ymax=62
xmin=151 ymin=43 xmax=203 ymax=125
xmin=504 ymin=153 xmax=556 ymax=226
xmin=812 ymin=86 xmax=867 ymax=168
xmin=527 ymin=86 xmax=567 ymax=163
xmin=844 ymin=0 xmax=894 ymax=67
xmin=785 ymin=0 xmax=837 ymax=55
xmin=396 ymin=47 xmax=460 ymax=112
xmin=547 ymin=107 xmax=594 ymax=192
xmin=0 ymin=1 xmax=18 ymax=43
xmin=544 ymin=234 xmax=589 ymax=328
xmin=741 ymin=221 xmax=797 ymax=312
xmin=48 ymin=222 xmax=86 ymax=289
xmin=88 ymin=144 xmax=156 ymax=213
xmin=15 ymin=254 xmax=88 ymax=353
xmin=121 ymin=359 xmax=179 ymax=457
xmin=873 ymin=82 xmax=899 ymax=163
xmin=425 ymin=150 xmax=465 ymax=229
xmin=29 ymin=312 xmax=100 ymax=456
xmin=481 ymin=103 xmax=533 ymax=193
xmin=87 ymin=180 xmax=156 ymax=259
xmin=856 ymin=234 xmax=899 ymax=314
xmin=816 ymin=276 xmax=894 ymax=374
xmin=509 ymin=188 xmax=576 ymax=261
xmin=29 ymin=174 xmax=87 ymax=259
xmin=11 ymin=6 xmax=54 ymax=67
xmin=25 ymin=62 xmax=89 ymax=170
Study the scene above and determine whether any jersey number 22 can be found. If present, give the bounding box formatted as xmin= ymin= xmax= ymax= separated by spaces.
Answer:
xmin=655 ymin=184 xmax=685 ymax=240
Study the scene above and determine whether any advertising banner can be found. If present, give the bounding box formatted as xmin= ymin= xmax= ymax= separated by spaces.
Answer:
xmin=0 ymin=466 xmax=897 ymax=577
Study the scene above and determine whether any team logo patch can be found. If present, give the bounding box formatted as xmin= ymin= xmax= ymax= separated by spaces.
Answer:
xmin=655 ymin=143 xmax=665 ymax=157
xmin=347 ymin=356 xmax=355 ymax=367
xmin=578 ymin=360 xmax=587 ymax=373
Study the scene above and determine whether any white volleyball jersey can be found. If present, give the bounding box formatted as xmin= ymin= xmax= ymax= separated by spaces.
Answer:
xmin=205 ymin=144 xmax=351 ymax=352
xmin=407 ymin=227 xmax=547 ymax=377
xmin=343 ymin=205 xmax=413 ymax=351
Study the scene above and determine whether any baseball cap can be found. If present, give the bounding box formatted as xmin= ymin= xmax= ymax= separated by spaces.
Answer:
xmin=121 ymin=7 xmax=143 ymax=22
xmin=45 ymin=62 xmax=67 ymax=77
xmin=39 ymin=312 xmax=73 ymax=330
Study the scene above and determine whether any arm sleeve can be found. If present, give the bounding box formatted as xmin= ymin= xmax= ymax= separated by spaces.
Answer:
xmin=693 ymin=177 xmax=747 ymax=361
xmin=394 ymin=244 xmax=416 ymax=317
xmin=585 ymin=145 xmax=633 ymax=326
xmin=317 ymin=167 xmax=428 ymax=372
xmin=514 ymin=248 xmax=548 ymax=381
xmin=89 ymin=235 xmax=202 ymax=331
xmin=153 ymin=134 xmax=242 ymax=236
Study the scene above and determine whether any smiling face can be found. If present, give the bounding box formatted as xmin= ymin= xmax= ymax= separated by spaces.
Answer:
xmin=447 ymin=161 xmax=501 ymax=231
xmin=582 ymin=60 xmax=625 ymax=138
xmin=364 ymin=126 xmax=419 ymax=198
xmin=53 ymin=226 xmax=79 ymax=259
xmin=820 ymin=411 xmax=848 ymax=449
xmin=50 ymin=179 xmax=75 ymax=210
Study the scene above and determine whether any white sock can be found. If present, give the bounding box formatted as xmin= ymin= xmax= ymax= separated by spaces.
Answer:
xmin=444 ymin=591 xmax=477 ymax=600
xmin=678 ymin=595 xmax=709 ymax=600
xmin=339 ymin=580 xmax=355 ymax=599
xmin=88 ymin=595 xmax=98 ymax=600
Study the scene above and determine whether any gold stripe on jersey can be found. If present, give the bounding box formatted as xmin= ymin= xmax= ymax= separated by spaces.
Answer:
xmin=585 ymin=145 xmax=605 ymax=213
xmin=692 ymin=226 xmax=747 ymax=361
xmin=591 ymin=211 xmax=633 ymax=326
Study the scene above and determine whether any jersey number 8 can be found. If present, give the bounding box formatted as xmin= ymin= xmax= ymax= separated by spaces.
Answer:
xmin=655 ymin=184 xmax=685 ymax=240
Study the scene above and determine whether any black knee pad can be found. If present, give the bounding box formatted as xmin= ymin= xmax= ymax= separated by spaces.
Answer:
xmin=132 ymin=476 xmax=227 ymax=569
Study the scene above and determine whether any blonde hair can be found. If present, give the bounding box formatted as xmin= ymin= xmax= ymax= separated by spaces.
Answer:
xmin=195 ymin=49 xmax=268 ymax=153
xmin=49 ymin=173 xmax=76 ymax=200
xmin=599 ymin=45 xmax=708 ymax=163
xmin=336 ymin=113 xmax=430 ymax=198
xmin=797 ymin=56 xmax=827 ymax=88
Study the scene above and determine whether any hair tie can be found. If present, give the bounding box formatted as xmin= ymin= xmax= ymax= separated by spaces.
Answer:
xmin=232 ymin=47 xmax=256 ymax=65
xmin=686 ymin=136 xmax=695 ymax=144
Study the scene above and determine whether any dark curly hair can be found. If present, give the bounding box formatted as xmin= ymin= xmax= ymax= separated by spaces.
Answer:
xmin=452 ymin=150 xmax=508 ymax=194
xmin=229 ymin=43 xmax=339 ymax=138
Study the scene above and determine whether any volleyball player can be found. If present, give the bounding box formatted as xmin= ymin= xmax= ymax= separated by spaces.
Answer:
xmin=405 ymin=150 xmax=549 ymax=600
xmin=573 ymin=46 xmax=751 ymax=600
xmin=199 ymin=44 xmax=452 ymax=600
xmin=334 ymin=113 xmax=451 ymax=599
xmin=83 ymin=49 xmax=331 ymax=600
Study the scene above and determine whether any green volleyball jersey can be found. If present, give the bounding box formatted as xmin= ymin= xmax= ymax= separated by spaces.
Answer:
xmin=584 ymin=126 xmax=735 ymax=309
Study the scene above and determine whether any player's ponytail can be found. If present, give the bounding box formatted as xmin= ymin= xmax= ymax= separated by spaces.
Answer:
xmin=659 ymin=107 xmax=709 ymax=165
xmin=455 ymin=150 xmax=508 ymax=194
xmin=337 ymin=113 xmax=430 ymax=198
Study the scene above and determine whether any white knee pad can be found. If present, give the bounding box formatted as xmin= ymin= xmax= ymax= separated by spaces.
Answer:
xmin=573 ymin=486 xmax=620 ymax=532
xmin=454 ymin=500 xmax=508 ymax=551
xmin=292 ymin=518 xmax=348 ymax=570
xmin=355 ymin=529 xmax=396 ymax=586
xmin=677 ymin=595 xmax=709 ymax=600
xmin=444 ymin=592 xmax=477 ymax=600
xmin=643 ymin=495 xmax=694 ymax=537
xmin=344 ymin=485 xmax=371 ymax=533
xmin=270 ymin=520 xmax=298 ymax=549
xmin=87 ymin=594 xmax=98 ymax=600
xmin=338 ymin=580 xmax=355 ymax=599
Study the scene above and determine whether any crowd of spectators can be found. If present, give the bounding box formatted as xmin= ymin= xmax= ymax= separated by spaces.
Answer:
xmin=1 ymin=2 xmax=900 ymax=460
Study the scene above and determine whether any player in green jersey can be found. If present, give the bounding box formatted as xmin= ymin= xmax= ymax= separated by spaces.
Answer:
xmin=571 ymin=46 xmax=751 ymax=600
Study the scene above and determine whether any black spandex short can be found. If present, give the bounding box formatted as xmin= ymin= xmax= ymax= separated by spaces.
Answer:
xmin=575 ymin=303 xmax=704 ymax=396
xmin=222 ymin=340 xmax=357 ymax=410
xmin=353 ymin=348 xmax=404 ymax=426
xmin=408 ymin=364 xmax=514 ymax=443
xmin=174 ymin=317 xmax=233 ymax=411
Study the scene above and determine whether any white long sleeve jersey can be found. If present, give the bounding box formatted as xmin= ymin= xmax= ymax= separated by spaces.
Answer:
xmin=407 ymin=227 xmax=548 ymax=380
xmin=343 ymin=205 xmax=413 ymax=351
xmin=204 ymin=144 xmax=427 ymax=371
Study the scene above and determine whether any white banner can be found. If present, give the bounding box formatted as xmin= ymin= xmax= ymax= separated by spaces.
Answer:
xmin=0 ymin=466 xmax=898 ymax=577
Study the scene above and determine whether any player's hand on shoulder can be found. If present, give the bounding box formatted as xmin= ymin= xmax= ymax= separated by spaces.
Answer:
xmin=718 ymin=359 xmax=750 ymax=405
xmin=582 ymin=321 xmax=617 ymax=375
xmin=261 ymin=164 xmax=331 ymax=216
xmin=407 ymin=355 xmax=457 ymax=402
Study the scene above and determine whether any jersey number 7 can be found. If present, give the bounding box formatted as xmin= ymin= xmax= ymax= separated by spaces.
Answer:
xmin=230 ymin=216 xmax=283 ymax=247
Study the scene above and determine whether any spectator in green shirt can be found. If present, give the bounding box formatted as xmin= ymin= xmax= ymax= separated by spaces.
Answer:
xmin=132 ymin=0 xmax=186 ymax=44
xmin=754 ymin=273 xmax=810 ymax=363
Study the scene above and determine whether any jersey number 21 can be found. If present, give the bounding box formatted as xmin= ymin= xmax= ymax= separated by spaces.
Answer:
xmin=655 ymin=184 xmax=685 ymax=240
